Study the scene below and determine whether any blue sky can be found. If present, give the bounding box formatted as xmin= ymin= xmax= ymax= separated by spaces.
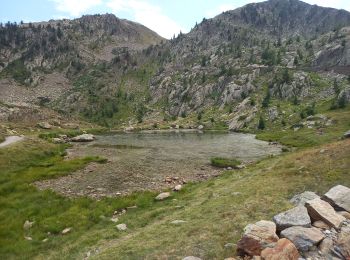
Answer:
xmin=1 ymin=0 xmax=350 ymax=39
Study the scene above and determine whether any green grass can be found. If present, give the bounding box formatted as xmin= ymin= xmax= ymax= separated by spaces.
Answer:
xmin=257 ymin=107 xmax=350 ymax=147
xmin=210 ymin=157 xmax=241 ymax=168
xmin=0 ymin=139 xmax=157 ymax=259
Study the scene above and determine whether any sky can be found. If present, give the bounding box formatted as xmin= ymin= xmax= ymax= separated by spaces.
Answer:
xmin=1 ymin=0 xmax=350 ymax=39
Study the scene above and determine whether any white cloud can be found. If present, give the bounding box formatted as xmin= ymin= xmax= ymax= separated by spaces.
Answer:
xmin=51 ymin=0 xmax=102 ymax=17
xmin=206 ymin=3 xmax=236 ymax=18
xmin=106 ymin=0 xmax=185 ymax=39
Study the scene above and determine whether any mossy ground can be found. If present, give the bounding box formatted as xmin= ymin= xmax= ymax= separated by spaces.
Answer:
xmin=0 ymin=109 xmax=349 ymax=259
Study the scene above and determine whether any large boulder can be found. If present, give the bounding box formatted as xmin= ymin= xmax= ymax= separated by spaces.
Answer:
xmin=71 ymin=134 xmax=95 ymax=142
xmin=290 ymin=191 xmax=320 ymax=206
xmin=306 ymin=198 xmax=346 ymax=229
xmin=280 ymin=226 xmax=325 ymax=252
xmin=323 ymin=185 xmax=350 ymax=212
xmin=237 ymin=220 xmax=279 ymax=256
xmin=273 ymin=205 xmax=311 ymax=231
xmin=260 ymin=238 xmax=299 ymax=260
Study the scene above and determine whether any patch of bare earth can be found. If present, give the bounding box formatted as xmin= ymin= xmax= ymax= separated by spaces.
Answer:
xmin=35 ymin=144 xmax=222 ymax=199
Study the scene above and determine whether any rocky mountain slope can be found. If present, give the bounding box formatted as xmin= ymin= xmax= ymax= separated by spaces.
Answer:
xmin=0 ymin=14 xmax=163 ymax=123
xmin=0 ymin=0 xmax=349 ymax=130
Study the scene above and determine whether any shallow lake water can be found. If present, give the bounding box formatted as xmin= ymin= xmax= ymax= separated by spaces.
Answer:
xmin=36 ymin=131 xmax=282 ymax=198
xmin=95 ymin=131 xmax=280 ymax=162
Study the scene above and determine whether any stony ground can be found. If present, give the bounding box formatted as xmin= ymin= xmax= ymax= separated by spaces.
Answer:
xmin=34 ymin=143 xmax=227 ymax=199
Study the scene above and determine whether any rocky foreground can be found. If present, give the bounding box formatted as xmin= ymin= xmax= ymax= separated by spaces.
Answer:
xmin=233 ymin=185 xmax=350 ymax=260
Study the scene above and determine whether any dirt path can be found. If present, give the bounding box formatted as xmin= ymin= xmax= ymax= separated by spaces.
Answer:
xmin=0 ymin=136 xmax=24 ymax=148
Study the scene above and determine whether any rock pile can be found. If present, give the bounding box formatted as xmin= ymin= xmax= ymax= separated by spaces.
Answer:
xmin=236 ymin=185 xmax=350 ymax=259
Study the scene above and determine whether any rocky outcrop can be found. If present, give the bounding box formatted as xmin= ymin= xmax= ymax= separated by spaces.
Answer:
xmin=236 ymin=185 xmax=350 ymax=259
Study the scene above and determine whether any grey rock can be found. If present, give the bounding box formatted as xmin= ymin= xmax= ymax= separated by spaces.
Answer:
xmin=171 ymin=220 xmax=186 ymax=225
xmin=323 ymin=185 xmax=350 ymax=212
xmin=23 ymin=220 xmax=34 ymax=230
xmin=182 ymin=257 xmax=202 ymax=260
xmin=224 ymin=243 xmax=235 ymax=249
xmin=174 ymin=185 xmax=182 ymax=191
xmin=116 ymin=223 xmax=127 ymax=231
xmin=280 ymin=226 xmax=325 ymax=252
xmin=344 ymin=130 xmax=350 ymax=138
xmin=37 ymin=122 xmax=52 ymax=129
xmin=110 ymin=217 xmax=119 ymax=223
xmin=71 ymin=134 xmax=95 ymax=142
xmin=273 ymin=205 xmax=311 ymax=231
xmin=290 ymin=191 xmax=320 ymax=206
xmin=61 ymin=227 xmax=72 ymax=235
xmin=155 ymin=192 xmax=171 ymax=200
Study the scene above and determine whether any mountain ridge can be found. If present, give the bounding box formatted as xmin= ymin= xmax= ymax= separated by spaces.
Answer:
xmin=0 ymin=0 xmax=349 ymax=129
